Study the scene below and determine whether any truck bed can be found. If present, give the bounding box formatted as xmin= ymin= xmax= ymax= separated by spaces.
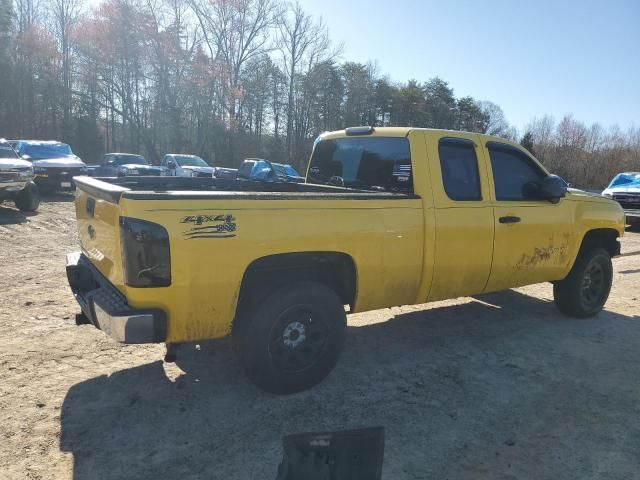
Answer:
xmin=74 ymin=176 xmax=416 ymax=203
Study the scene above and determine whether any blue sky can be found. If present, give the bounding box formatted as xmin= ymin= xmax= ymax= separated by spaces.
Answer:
xmin=299 ymin=0 xmax=640 ymax=131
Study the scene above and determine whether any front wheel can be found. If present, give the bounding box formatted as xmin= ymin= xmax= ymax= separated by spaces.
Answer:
xmin=553 ymin=248 xmax=613 ymax=318
xmin=14 ymin=181 xmax=40 ymax=212
xmin=235 ymin=281 xmax=347 ymax=394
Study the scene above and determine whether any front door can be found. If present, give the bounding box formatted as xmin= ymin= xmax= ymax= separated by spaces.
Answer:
xmin=482 ymin=141 xmax=574 ymax=292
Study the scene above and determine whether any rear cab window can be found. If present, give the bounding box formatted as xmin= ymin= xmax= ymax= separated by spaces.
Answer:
xmin=307 ymin=137 xmax=413 ymax=193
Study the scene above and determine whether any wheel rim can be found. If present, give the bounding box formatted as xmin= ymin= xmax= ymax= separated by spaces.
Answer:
xmin=581 ymin=261 xmax=605 ymax=307
xmin=268 ymin=304 xmax=329 ymax=373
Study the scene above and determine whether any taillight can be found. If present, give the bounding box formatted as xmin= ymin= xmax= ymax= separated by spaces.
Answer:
xmin=119 ymin=217 xmax=171 ymax=287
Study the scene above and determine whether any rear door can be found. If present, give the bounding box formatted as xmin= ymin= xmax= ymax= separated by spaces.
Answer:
xmin=482 ymin=141 xmax=574 ymax=291
xmin=426 ymin=132 xmax=495 ymax=301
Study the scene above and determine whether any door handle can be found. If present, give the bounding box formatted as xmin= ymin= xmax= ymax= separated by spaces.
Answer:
xmin=499 ymin=215 xmax=521 ymax=224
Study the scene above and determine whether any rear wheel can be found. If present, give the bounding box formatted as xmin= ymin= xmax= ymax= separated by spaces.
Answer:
xmin=553 ymin=248 xmax=613 ymax=318
xmin=15 ymin=182 xmax=40 ymax=212
xmin=235 ymin=281 xmax=347 ymax=394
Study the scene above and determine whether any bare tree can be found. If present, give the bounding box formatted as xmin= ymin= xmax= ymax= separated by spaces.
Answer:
xmin=14 ymin=0 xmax=42 ymax=33
xmin=189 ymin=0 xmax=279 ymax=125
xmin=477 ymin=100 xmax=511 ymax=136
xmin=50 ymin=0 xmax=82 ymax=138
xmin=277 ymin=2 xmax=330 ymax=160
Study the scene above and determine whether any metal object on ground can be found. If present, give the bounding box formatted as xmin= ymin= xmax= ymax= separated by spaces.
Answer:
xmin=276 ymin=426 xmax=384 ymax=480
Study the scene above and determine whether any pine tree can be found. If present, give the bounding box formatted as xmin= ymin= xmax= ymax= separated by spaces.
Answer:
xmin=521 ymin=131 xmax=536 ymax=156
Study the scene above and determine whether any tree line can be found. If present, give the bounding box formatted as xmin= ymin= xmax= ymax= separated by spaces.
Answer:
xmin=0 ymin=0 xmax=637 ymax=188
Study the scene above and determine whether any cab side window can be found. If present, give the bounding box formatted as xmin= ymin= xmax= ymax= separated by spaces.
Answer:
xmin=488 ymin=143 xmax=545 ymax=201
xmin=438 ymin=138 xmax=482 ymax=201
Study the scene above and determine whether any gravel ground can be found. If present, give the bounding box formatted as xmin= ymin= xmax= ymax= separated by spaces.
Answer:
xmin=0 ymin=197 xmax=639 ymax=480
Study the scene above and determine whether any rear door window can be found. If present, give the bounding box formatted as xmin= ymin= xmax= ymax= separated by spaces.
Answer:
xmin=438 ymin=138 xmax=482 ymax=201
xmin=308 ymin=137 xmax=412 ymax=193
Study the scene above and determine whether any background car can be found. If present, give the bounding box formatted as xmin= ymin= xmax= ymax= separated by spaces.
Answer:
xmin=161 ymin=154 xmax=214 ymax=177
xmin=602 ymin=172 xmax=640 ymax=227
xmin=87 ymin=153 xmax=164 ymax=177
xmin=212 ymin=167 xmax=239 ymax=180
xmin=272 ymin=162 xmax=304 ymax=182
xmin=237 ymin=158 xmax=304 ymax=182
xmin=0 ymin=139 xmax=40 ymax=211
xmin=14 ymin=140 xmax=87 ymax=192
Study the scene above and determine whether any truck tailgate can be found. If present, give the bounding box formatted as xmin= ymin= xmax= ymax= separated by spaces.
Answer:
xmin=74 ymin=179 xmax=126 ymax=291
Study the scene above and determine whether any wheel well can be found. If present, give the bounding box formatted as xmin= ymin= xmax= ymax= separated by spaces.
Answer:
xmin=235 ymin=252 xmax=357 ymax=320
xmin=579 ymin=229 xmax=620 ymax=257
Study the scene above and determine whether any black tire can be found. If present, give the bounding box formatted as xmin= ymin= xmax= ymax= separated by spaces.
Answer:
xmin=235 ymin=281 xmax=347 ymax=394
xmin=553 ymin=248 xmax=613 ymax=318
xmin=14 ymin=181 xmax=40 ymax=212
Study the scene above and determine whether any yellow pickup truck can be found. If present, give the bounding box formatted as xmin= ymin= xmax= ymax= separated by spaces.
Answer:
xmin=66 ymin=127 xmax=625 ymax=394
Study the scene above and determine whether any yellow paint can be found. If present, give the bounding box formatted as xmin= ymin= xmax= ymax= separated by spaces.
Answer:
xmin=75 ymin=128 xmax=626 ymax=343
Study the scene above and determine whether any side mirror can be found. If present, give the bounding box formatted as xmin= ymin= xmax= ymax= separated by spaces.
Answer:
xmin=21 ymin=154 xmax=30 ymax=160
xmin=537 ymin=175 xmax=567 ymax=204
xmin=167 ymin=160 xmax=176 ymax=169
xmin=106 ymin=159 xmax=114 ymax=165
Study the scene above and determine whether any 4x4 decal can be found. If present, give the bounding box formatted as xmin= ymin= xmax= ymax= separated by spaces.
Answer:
xmin=181 ymin=214 xmax=237 ymax=239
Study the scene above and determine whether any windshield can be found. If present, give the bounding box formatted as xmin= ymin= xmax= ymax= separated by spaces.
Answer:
xmin=608 ymin=173 xmax=640 ymax=189
xmin=175 ymin=155 xmax=208 ymax=167
xmin=22 ymin=143 xmax=73 ymax=159
xmin=0 ymin=144 xmax=19 ymax=159
xmin=307 ymin=137 xmax=413 ymax=193
xmin=273 ymin=163 xmax=300 ymax=177
xmin=113 ymin=155 xmax=148 ymax=166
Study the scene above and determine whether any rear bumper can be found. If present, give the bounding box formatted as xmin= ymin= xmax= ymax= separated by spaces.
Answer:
xmin=65 ymin=251 xmax=167 ymax=343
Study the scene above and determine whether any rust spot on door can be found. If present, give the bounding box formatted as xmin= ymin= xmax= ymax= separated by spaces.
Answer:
xmin=516 ymin=235 xmax=569 ymax=269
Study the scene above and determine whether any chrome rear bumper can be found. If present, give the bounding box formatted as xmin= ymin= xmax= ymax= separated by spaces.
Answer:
xmin=65 ymin=251 xmax=167 ymax=343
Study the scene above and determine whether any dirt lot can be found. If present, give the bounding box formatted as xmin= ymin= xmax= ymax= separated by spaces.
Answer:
xmin=1 ymin=197 xmax=639 ymax=480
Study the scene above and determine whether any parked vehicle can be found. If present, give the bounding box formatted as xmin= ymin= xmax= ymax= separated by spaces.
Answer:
xmin=87 ymin=153 xmax=163 ymax=177
xmin=272 ymin=163 xmax=304 ymax=182
xmin=14 ymin=140 xmax=87 ymax=192
xmin=0 ymin=139 xmax=40 ymax=211
xmin=162 ymin=154 xmax=214 ymax=177
xmin=602 ymin=172 xmax=640 ymax=227
xmin=66 ymin=127 xmax=624 ymax=394
xmin=213 ymin=167 xmax=239 ymax=180
xmin=237 ymin=158 xmax=304 ymax=182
